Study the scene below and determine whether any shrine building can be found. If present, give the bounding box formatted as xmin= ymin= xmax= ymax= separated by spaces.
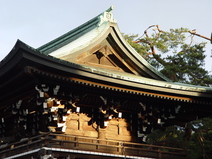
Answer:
xmin=0 ymin=6 xmax=212 ymax=159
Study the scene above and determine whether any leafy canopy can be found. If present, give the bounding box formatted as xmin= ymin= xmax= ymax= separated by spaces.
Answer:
xmin=124 ymin=27 xmax=212 ymax=158
xmin=124 ymin=27 xmax=212 ymax=86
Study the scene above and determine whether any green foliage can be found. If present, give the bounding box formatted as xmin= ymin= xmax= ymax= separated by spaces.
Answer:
xmin=186 ymin=117 xmax=212 ymax=159
xmin=123 ymin=27 xmax=212 ymax=86
xmin=147 ymin=126 xmax=186 ymax=149
xmin=152 ymin=28 xmax=189 ymax=53
xmin=124 ymin=34 xmax=150 ymax=56
xmin=160 ymin=43 xmax=211 ymax=86
xmin=145 ymin=118 xmax=212 ymax=159
xmin=124 ymin=27 xmax=212 ymax=158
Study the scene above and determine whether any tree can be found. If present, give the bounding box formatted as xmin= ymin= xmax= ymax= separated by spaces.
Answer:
xmin=124 ymin=26 xmax=212 ymax=86
xmin=187 ymin=117 xmax=212 ymax=159
xmin=124 ymin=26 xmax=212 ymax=158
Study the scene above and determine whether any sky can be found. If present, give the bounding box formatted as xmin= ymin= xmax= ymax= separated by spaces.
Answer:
xmin=1 ymin=0 xmax=212 ymax=71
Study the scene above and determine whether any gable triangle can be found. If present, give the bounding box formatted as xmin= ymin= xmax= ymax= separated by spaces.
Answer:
xmin=76 ymin=45 xmax=134 ymax=74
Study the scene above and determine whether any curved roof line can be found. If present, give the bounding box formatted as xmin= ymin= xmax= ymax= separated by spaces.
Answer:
xmin=36 ymin=8 xmax=170 ymax=81
xmin=107 ymin=25 xmax=171 ymax=81
xmin=1 ymin=40 xmax=212 ymax=101
xmin=2 ymin=8 xmax=211 ymax=98
xmin=37 ymin=6 xmax=116 ymax=54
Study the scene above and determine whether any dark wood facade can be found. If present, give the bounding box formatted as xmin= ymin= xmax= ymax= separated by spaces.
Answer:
xmin=0 ymin=7 xmax=212 ymax=159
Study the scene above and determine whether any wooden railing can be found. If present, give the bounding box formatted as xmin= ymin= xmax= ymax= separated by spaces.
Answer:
xmin=0 ymin=134 xmax=45 ymax=158
xmin=0 ymin=133 xmax=186 ymax=159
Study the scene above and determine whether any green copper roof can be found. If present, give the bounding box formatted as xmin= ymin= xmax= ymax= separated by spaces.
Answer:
xmin=1 ymin=39 xmax=212 ymax=100
xmin=36 ymin=6 xmax=171 ymax=81
xmin=37 ymin=17 xmax=100 ymax=54
xmin=37 ymin=6 xmax=116 ymax=55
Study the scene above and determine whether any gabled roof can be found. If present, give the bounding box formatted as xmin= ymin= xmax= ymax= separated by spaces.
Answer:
xmin=0 ymin=7 xmax=212 ymax=129
xmin=1 ymin=6 xmax=212 ymax=104
xmin=37 ymin=6 xmax=170 ymax=81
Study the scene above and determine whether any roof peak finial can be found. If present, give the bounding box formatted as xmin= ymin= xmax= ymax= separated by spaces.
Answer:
xmin=106 ymin=5 xmax=114 ymax=12
xmin=98 ymin=6 xmax=116 ymax=26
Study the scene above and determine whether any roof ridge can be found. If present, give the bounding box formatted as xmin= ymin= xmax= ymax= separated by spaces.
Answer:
xmin=37 ymin=6 xmax=115 ymax=55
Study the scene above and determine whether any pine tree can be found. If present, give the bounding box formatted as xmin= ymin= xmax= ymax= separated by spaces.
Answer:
xmin=124 ymin=26 xmax=212 ymax=86
xmin=124 ymin=26 xmax=212 ymax=158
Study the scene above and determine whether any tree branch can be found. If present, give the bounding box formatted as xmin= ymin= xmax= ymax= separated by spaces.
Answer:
xmin=189 ymin=30 xmax=212 ymax=42
xmin=133 ymin=25 xmax=169 ymax=67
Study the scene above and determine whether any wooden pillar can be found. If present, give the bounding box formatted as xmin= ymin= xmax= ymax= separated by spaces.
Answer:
xmin=98 ymin=128 xmax=106 ymax=144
